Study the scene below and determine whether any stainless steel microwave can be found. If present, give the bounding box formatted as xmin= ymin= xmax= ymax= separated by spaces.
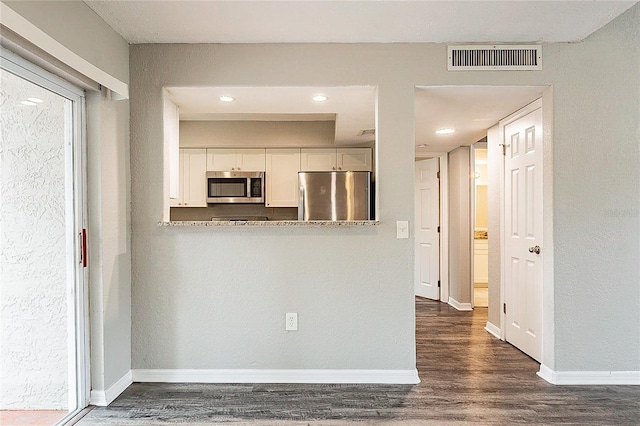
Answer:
xmin=206 ymin=171 xmax=265 ymax=204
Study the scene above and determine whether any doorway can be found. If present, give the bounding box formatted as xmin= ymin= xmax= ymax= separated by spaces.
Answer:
xmin=414 ymin=85 xmax=551 ymax=365
xmin=0 ymin=50 xmax=88 ymax=424
xmin=473 ymin=144 xmax=488 ymax=308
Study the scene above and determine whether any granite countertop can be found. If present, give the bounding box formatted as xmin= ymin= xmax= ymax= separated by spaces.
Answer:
xmin=474 ymin=230 xmax=488 ymax=239
xmin=159 ymin=220 xmax=380 ymax=227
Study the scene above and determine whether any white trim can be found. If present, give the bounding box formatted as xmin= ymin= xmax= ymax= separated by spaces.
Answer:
xmin=90 ymin=371 xmax=133 ymax=406
xmin=484 ymin=321 xmax=501 ymax=339
xmin=537 ymin=365 xmax=640 ymax=385
xmin=448 ymin=297 xmax=472 ymax=311
xmin=0 ymin=2 xmax=128 ymax=98
xmin=131 ymin=369 xmax=420 ymax=385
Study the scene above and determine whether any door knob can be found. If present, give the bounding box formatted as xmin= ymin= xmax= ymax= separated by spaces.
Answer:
xmin=528 ymin=245 xmax=541 ymax=254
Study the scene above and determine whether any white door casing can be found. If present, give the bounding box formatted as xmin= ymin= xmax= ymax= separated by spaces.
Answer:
xmin=502 ymin=101 xmax=543 ymax=362
xmin=415 ymin=158 xmax=440 ymax=300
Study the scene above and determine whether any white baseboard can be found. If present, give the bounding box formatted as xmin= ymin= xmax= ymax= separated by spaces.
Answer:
xmin=90 ymin=370 xmax=133 ymax=406
xmin=484 ymin=321 xmax=501 ymax=339
xmin=538 ymin=364 xmax=640 ymax=385
xmin=131 ymin=369 xmax=420 ymax=385
xmin=448 ymin=297 xmax=472 ymax=311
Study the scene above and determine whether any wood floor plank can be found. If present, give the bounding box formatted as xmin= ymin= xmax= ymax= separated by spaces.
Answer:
xmin=77 ymin=298 xmax=640 ymax=425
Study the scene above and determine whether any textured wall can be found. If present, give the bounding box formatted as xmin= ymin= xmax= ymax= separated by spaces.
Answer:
xmin=130 ymin=44 xmax=417 ymax=372
xmin=0 ymin=69 xmax=68 ymax=409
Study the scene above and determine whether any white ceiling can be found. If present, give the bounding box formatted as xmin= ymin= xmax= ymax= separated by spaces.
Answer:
xmin=85 ymin=1 xmax=636 ymax=44
xmin=414 ymin=86 xmax=547 ymax=154
xmin=166 ymin=86 xmax=376 ymax=144
xmin=91 ymin=1 xmax=634 ymax=154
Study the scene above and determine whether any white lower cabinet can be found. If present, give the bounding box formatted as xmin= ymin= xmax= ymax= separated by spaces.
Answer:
xmin=171 ymin=148 xmax=207 ymax=207
xmin=265 ymin=149 xmax=300 ymax=207
xmin=474 ymin=239 xmax=489 ymax=284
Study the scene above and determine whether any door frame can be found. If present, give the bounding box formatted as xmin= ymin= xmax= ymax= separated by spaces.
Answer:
xmin=0 ymin=48 xmax=90 ymax=417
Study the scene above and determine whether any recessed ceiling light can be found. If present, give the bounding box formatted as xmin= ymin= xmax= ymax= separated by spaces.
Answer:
xmin=417 ymin=144 xmax=429 ymax=148
xmin=20 ymin=100 xmax=37 ymax=106
xmin=219 ymin=96 xmax=235 ymax=102
xmin=27 ymin=97 xmax=43 ymax=103
xmin=312 ymin=94 xmax=328 ymax=102
xmin=435 ymin=128 xmax=455 ymax=135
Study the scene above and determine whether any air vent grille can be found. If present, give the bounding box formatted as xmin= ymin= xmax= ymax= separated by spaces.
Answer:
xmin=448 ymin=45 xmax=542 ymax=71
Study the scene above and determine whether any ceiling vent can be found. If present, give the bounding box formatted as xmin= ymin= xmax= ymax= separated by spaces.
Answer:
xmin=358 ymin=129 xmax=375 ymax=137
xmin=448 ymin=45 xmax=542 ymax=71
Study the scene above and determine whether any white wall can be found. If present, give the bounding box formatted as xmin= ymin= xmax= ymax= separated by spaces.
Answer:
xmin=87 ymin=91 xmax=132 ymax=396
xmin=448 ymin=147 xmax=472 ymax=306
xmin=180 ymin=120 xmax=336 ymax=148
xmin=0 ymin=69 xmax=68 ymax=409
xmin=3 ymin=0 xmax=129 ymax=85
xmin=131 ymin=2 xmax=639 ymax=375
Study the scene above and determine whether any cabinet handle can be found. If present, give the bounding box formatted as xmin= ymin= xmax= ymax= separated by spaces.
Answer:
xmin=237 ymin=167 xmax=241 ymax=170
xmin=332 ymin=167 xmax=336 ymax=170
xmin=231 ymin=167 xmax=235 ymax=170
xmin=178 ymin=203 xmax=182 ymax=205
xmin=338 ymin=167 xmax=342 ymax=170
xmin=185 ymin=203 xmax=188 ymax=206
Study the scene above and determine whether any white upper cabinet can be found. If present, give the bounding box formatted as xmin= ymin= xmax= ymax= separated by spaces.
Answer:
xmin=171 ymin=148 xmax=207 ymax=207
xmin=237 ymin=149 xmax=267 ymax=171
xmin=300 ymin=148 xmax=337 ymax=171
xmin=337 ymin=148 xmax=372 ymax=171
xmin=265 ymin=149 xmax=300 ymax=208
xmin=206 ymin=148 xmax=265 ymax=171
xmin=301 ymin=148 xmax=372 ymax=172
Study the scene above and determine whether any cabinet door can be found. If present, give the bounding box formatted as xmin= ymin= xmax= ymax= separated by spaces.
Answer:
xmin=237 ymin=149 xmax=266 ymax=171
xmin=300 ymin=148 xmax=337 ymax=171
xmin=266 ymin=149 xmax=300 ymax=207
xmin=170 ymin=150 xmax=185 ymax=207
xmin=183 ymin=149 xmax=207 ymax=207
xmin=207 ymin=149 xmax=237 ymax=171
xmin=337 ymin=148 xmax=372 ymax=171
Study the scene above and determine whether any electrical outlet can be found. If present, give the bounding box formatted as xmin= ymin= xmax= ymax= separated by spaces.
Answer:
xmin=285 ymin=313 xmax=298 ymax=331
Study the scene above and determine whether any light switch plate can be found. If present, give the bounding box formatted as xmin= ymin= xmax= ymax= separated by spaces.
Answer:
xmin=397 ymin=221 xmax=409 ymax=239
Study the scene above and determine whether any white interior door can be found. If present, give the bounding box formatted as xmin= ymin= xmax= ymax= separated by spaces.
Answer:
xmin=415 ymin=158 xmax=440 ymax=300
xmin=503 ymin=101 xmax=543 ymax=362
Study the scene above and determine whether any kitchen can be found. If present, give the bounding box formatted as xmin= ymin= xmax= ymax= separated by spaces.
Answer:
xmin=163 ymin=86 xmax=378 ymax=225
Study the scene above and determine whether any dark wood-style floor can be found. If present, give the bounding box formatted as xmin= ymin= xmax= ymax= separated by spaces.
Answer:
xmin=78 ymin=298 xmax=640 ymax=425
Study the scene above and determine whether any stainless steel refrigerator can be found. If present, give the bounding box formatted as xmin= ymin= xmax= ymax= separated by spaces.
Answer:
xmin=298 ymin=171 xmax=371 ymax=221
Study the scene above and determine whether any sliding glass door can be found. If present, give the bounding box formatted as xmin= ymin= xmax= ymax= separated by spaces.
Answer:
xmin=0 ymin=49 xmax=88 ymax=425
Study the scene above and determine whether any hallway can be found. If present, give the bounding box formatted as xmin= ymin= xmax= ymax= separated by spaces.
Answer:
xmin=78 ymin=298 xmax=640 ymax=424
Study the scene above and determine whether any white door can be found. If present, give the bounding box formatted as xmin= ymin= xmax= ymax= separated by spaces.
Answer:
xmin=415 ymin=158 xmax=440 ymax=299
xmin=503 ymin=101 xmax=543 ymax=362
